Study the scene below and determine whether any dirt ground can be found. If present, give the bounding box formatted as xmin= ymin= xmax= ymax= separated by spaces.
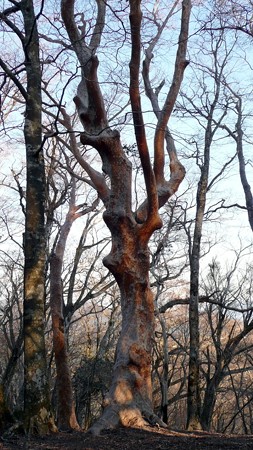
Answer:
xmin=1 ymin=426 xmax=253 ymax=450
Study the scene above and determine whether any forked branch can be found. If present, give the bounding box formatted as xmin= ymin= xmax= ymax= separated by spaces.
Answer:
xmin=136 ymin=0 xmax=191 ymax=222
xmin=129 ymin=0 xmax=159 ymax=228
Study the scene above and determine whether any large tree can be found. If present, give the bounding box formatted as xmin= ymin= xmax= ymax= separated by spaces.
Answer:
xmin=0 ymin=0 xmax=55 ymax=433
xmin=61 ymin=0 xmax=191 ymax=433
xmin=21 ymin=0 xmax=56 ymax=434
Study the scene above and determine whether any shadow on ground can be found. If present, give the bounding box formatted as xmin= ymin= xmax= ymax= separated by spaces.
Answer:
xmin=1 ymin=426 xmax=253 ymax=450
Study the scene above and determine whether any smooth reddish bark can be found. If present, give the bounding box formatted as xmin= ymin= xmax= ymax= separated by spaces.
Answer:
xmin=61 ymin=0 xmax=191 ymax=433
xmin=50 ymin=253 xmax=79 ymax=431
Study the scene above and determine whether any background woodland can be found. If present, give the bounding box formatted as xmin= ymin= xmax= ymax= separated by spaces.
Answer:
xmin=1 ymin=0 xmax=253 ymax=436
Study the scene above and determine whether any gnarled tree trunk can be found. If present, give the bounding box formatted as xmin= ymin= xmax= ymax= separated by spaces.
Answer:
xmin=93 ymin=213 xmax=160 ymax=433
xmin=61 ymin=0 xmax=191 ymax=434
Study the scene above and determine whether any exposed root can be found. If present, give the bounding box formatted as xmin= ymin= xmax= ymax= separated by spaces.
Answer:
xmin=142 ymin=410 xmax=167 ymax=428
xmin=89 ymin=406 xmax=121 ymax=436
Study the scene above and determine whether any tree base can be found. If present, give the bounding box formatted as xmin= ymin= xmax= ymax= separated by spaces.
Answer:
xmin=57 ymin=407 xmax=81 ymax=433
xmin=89 ymin=404 xmax=167 ymax=436
xmin=24 ymin=408 xmax=58 ymax=435
xmin=186 ymin=419 xmax=203 ymax=432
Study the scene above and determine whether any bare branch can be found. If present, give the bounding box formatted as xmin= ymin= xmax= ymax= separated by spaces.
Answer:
xmin=89 ymin=0 xmax=106 ymax=52
xmin=129 ymin=0 xmax=160 ymax=228
xmin=0 ymin=58 xmax=27 ymax=100
xmin=154 ymin=0 xmax=191 ymax=184
xmin=60 ymin=107 xmax=110 ymax=205
xmin=159 ymin=294 xmax=253 ymax=315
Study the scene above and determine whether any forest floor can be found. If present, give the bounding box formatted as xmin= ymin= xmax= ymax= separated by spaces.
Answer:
xmin=1 ymin=426 xmax=253 ymax=450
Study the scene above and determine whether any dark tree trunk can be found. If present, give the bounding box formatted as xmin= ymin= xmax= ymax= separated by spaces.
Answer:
xmin=235 ymin=97 xmax=253 ymax=231
xmin=200 ymin=378 xmax=219 ymax=431
xmin=160 ymin=317 xmax=169 ymax=424
xmin=187 ymin=169 xmax=209 ymax=431
xmin=21 ymin=0 xmax=55 ymax=434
